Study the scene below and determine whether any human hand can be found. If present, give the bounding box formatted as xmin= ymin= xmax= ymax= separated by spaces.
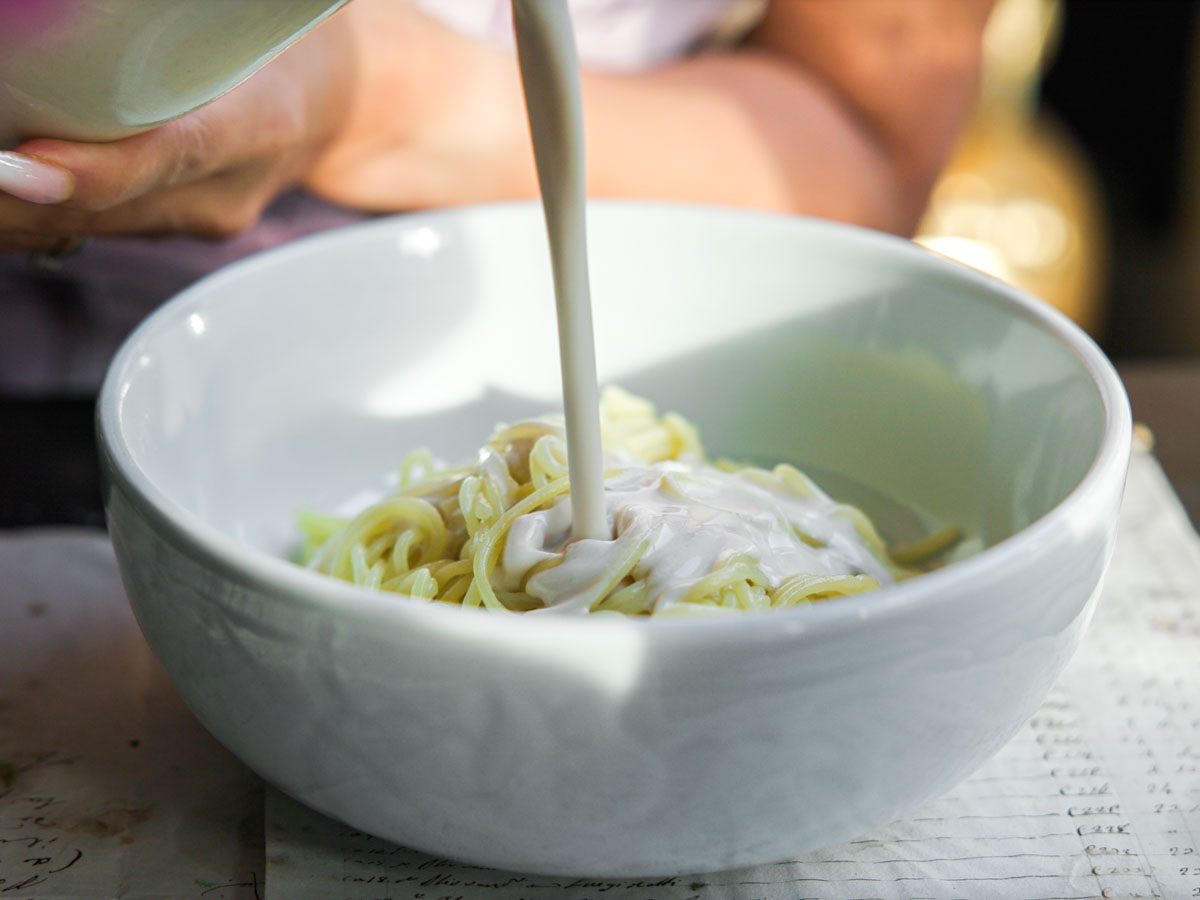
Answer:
xmin=301 ymin=0 xmax=536 ymax=212
xmin=0 ymin=9 xmax=354 ymax=254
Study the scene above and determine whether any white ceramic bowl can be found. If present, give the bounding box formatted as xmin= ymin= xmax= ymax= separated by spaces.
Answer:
xmin=97 ymin=203 xmax=1130 ymax=877
xmin=1 ymin=0 xmax=347 ymax=142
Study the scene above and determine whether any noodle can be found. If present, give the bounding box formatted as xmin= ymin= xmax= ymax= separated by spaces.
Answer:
xmin=299 ymin=388 xmax=942 ymax=616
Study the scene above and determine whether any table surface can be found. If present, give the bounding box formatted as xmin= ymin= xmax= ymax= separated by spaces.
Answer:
xmin=1118 ymin=359 xmax=1200 ymax=525
xmin=1 ymin=360 xmax=1197 ymax=529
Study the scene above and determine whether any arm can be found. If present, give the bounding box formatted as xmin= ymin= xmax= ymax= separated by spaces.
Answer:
xmin=307 ymin=0 xmax=995 ymax=235
xmin=0 ymin=0 xmax=992 ymax=251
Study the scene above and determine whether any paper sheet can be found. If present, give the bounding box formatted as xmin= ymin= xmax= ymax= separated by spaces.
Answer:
xmin=0 ymin=532 xmax=264 ymax=899
xmin=264 ymin=448 xmax=1200 ymax=900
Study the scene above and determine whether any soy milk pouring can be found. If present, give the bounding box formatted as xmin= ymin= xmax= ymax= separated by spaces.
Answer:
xmin=512 ymin=0 xmax=608 ymax=542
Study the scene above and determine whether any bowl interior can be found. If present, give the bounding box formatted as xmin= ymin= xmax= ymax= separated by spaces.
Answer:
xmin=106 ymin=204 xmax=1109 ymax=570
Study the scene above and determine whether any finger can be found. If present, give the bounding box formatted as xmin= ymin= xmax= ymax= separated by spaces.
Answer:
xmin=0 ymin=191 xmax=89 ymax=243
xmin=0 ymin=230 xmax=87 ymax=254
xmin=71 ymin=165 xmax=278 ymax=240
xmin=0 ymin=150 xmax=75 ymax=204
xmin=0 ymin=161 xmax=269 ymax=248
xmin=14 ymin=115 xmax=228 ymax=214
xmin=26 ymin=236 xmax=89 ymax=270
xmin=14 ymin=46 xmax=316 ymax=215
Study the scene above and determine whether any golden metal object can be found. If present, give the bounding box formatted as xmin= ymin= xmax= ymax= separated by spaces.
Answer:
xmin=916 ymin=0 xmax=1107 ymax=334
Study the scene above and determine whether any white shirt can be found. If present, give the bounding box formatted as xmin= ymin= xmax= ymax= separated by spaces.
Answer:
xmin=411 ymin=0 xmax=754 ymax=71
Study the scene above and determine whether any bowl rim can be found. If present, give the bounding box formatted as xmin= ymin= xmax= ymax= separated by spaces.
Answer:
xmin=97 ymin=199 xmax=1132 ymax=642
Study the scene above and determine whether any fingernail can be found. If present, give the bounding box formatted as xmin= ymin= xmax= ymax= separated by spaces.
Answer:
xmin=0 ymin=151 xmax=74 ymax=204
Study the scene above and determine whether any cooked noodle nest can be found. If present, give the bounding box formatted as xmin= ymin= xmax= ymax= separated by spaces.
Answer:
xmin=299 ymin=388 xmax=955 ymax=616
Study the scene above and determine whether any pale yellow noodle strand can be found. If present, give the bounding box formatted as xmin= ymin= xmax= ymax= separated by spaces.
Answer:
xmin=771 ymin=573 xmax=880 ymax=606
xmin=529 ymin=434 xmax=569 ymax=489
xmin=438 ymin=576 xmax=472 ymax=606
xmin=679 ymin=556 xmax=768 ymax=606
xmin=565 ymin=538 xmax=649 ymax=612
xmin=399 ymin=449 xmax=436 ymax=488
xmin=594 ymin=579 xmax=651 ymax=615
xmin=470 ymin=477 xmax=575 ymax=610
xmin=889 ymin=525 xmax=962 ymax=567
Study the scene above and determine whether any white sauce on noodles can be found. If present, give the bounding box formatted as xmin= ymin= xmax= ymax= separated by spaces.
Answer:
xmin=497 ymin=458 xmax=892 ymax=613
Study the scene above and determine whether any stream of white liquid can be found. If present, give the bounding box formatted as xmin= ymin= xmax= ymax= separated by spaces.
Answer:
xmin=511 ymin=0 xmax=608 ymax=542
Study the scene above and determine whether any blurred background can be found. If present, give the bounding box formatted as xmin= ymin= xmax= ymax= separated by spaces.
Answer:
xmin=917 ymin=0 xmax=1200 ymax=523
xmin=918 ymin=0 xmax=1200 ymax=361
xmin=4 ymin=0 xmax=1199 ymax=529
